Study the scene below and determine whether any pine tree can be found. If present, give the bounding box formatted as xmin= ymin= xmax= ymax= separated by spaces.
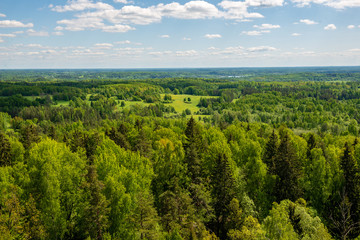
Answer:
xmin=274 ymin=133 xmax=303 ymax=202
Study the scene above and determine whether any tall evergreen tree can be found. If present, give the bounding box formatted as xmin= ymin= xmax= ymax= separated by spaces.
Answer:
xmin=82 ymin=165 xmax=109 ymax=240
xmin=184 ymin=117 xmax=203 ymax=183
xmin=263 ymin=130 xmax=278 ymax=174
xmin=306 ymin=133 xmax=317 ymax=160
xmin=274 ymin=133 xmax=303 ymax=202
xmin=19 ymin=123 xmax=40 ymax=150
xmin=211 ymin=153 xmax=236 ymax=239
xmin=0 ymin=132 xmax=11 ymax=166
xmin=339 ymin=142 xmax=360 ymax=237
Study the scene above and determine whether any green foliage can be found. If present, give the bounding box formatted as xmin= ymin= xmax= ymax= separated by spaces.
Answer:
xmin=274 ymin=132 xmax=303 ymax=202
xmin=263 ymin=199 xmax=332 ymax=240
xmin=2 ymin=71 xmax=360 ymax=239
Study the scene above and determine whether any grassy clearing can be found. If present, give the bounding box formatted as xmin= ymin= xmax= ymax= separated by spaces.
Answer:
xmin=161 ymin=94 xmax=216 ymax=114
xmin=53 ymin=100 xmax=70 ymax=107
xmin=23 ymin=96 xmax=38 ymax=101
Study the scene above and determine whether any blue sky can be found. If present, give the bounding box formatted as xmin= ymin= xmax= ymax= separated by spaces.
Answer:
xmin=0 ymin=0 xmax=359 ymax=68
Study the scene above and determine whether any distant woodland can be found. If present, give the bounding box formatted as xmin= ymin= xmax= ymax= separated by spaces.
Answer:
xmin=1 ymin=69 xmax=360 ymax=239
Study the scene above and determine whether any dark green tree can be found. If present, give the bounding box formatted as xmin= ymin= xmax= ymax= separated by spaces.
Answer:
xmin=19 ymin=122 xmax=40 ymax=150
xmin=0 ymin=132 xmax=11 ymax=166
xmin=274 ymin=133 xmax=303 ymax=202
xmin=184 ymin=117 xmax=203 ymax=183
xmin=263 ymin=130 xmax=278 ymax=174
xmin=211 ymin=153 xmax=236 ymax=239
xmin=82 ymin=165 xmax=109 ymax=240
xmin=339 ymin=142 xmax=360 ymax=237
xmin=105 ymin=127 xmax=130 ymax=150
xmin=306 ymin=133 xmax=317 ymax=160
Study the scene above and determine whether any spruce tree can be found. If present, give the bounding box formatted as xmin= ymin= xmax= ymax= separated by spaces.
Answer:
xmin=211 ymin=153 xmax=236 ymax=239
xmin=0 ymin=132 xmax=11 ymax=166
xmin=306 ymin=133 xmax=317 ymax=160
xmin=263 ymin=130 xmax=278 ymax=174
xmin=274 ymin=133 xmax=303 ymax=202
xmin=340 ymin=142 xmax=360 ymax=237
xmin=82 ymin=165 xmax=109 ymax=240
xmin=184 ymin=117 xmax=203 ymax=183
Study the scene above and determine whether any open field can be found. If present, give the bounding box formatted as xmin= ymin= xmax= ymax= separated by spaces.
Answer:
xmin=160 ymin=94 xmax=217 ymax=115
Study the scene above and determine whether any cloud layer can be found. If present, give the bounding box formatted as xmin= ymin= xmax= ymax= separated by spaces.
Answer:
xmin=52 ymin=0 xmax=285 ymax=33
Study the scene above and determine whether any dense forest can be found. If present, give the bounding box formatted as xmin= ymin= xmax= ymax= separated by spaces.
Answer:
xmin=1 ymin=69 xmax=360 ymax=239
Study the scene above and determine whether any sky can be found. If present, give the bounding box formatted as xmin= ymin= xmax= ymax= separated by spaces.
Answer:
xmin=0 ymin=0 xmax=359 ymax=68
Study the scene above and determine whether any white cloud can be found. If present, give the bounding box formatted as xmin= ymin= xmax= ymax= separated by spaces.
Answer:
xmin=247 ymin=46 xmax=277 ymax=52
xmin=53 ymin=0 xmax=285 ymax=34
xmin=246 ymin=0 xmax=284 ymax=7
xmin=0 ymin=20 xmax=33 ymax=28
xmin=324 ymin=24 xmax=336 ymax=30
xmin=158 ymin=1 xmax=221 ymax=19
xmin=94 ymin=43 xmax=114 ymax=49
xmin=13 ymin=31 xmax=24 ymax=34
xmin=51 ymin=0 xmax=114 ymax=12
xmin=27 ymin=29 xmax=49 ymax=37
xmin=102 ymin=24 xmax=134 ymax=32
xmin=53 ymin=31 xmax=64 ymax=36
xmin=253 ymin=23 xmax=280 ymax=29
xmin=242 ymin=30 xmax=269 ymax=36
xmin=114 ymin=0 xmax=130 ymax=3
xmin=56 ymin=17 xmax=134 ymax=33
xmin=57 ymin=17 xmax=105 ymax=31
xmin=219 ymin=1 xmax=264 ymax=20
xmin=176 ymin=50 xmax=198 ymax=57
xmin=299 ymin=19 xmax=318 ymax=25
xmin=27 ymin=44 xmax=43 ymax=48
xmin=183 ymin=37 xmax=191 ymax=40
xmin=160 ymin=35 xmax=170 ymax=38
xmin=292 ymin=33 xmax=301 ymax=36
xmin=115 ymin=40 xmax=131 ymax=44
xmin=148 ymin=51 xmax=172 ymax=56
xmin=0 ymin=38 xmax=4 ymax=43
xmin=0 ymin=14 xmax=6 ymax=18
xmin=347 ymin=25 xmax=355 ymax=29
xmin=205 ymin=34 xmax=222 ymax=39
xmin=114 ymin=40 xmax=142 ymax=45
xmin=55 ymin=26 xmax=64 ymax=31
xmin=0 ymin=33 xmax=16 ymax=37
xmin=292 ymin=0 xmax=360 ymax=9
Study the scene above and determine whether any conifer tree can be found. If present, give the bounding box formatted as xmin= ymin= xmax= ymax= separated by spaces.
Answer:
xmin=105 ymin=127 xmax=130 ymax=150
xmin=340 ymin=142 xmax=360 ymax=237
xmin=274 ymin=133 xmax=303 ymax=202
xmin=0 ymin=132 xmax=11 ymax=166
xmin=184 ymin=117 xmax=203 ymax=183
xmin=211 ymin=153 xmax=236 ymax=239
xmin=82 ymin=165 xmax=109 ymax=240
xmin=306 ymin=133 xmax=317 ymax=160
xmin=19 ymin=123 xmax=40 ymax=150
xmin=263 ymin=130 xmax=278 ymax=174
